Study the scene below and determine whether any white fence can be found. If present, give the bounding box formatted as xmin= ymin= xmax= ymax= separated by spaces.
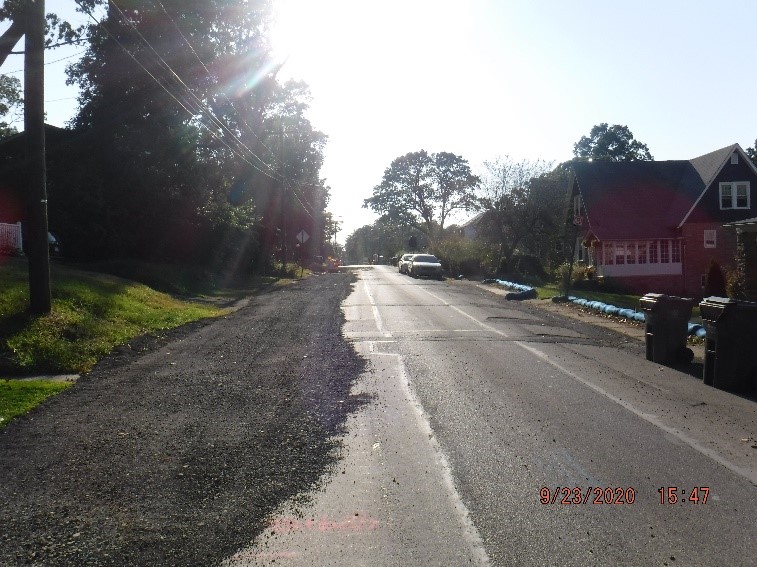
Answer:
xmin=0 ymin=222 xmax=23 ymax=253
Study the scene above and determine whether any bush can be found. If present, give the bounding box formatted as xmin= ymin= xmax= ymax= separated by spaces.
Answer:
xmin=434 ymin=237 xmax=495 ymax=277
xmin=704 ymin=259 xmax=727 ymax=297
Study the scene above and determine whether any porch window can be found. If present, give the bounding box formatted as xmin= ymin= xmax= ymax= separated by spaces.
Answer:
xmin=615 ymin=243 xmax=625 ymax=265
xmin=671 ymin=240 xmax=681 ymax=263
xmin=603 ymin=242 xmax=614 ymax=265
xmin=626 ymin=242 xmax=636 ymax=264
xmin=638 ymin=242 xmax=647 ymax=264
xmin=720 ymin=182 xmax=750 ymax=209
xmin=704 ymin=230 xmax=716 ymax=248
xmin=649 ymin=240 xmax=658 ymax=263
xmin=660 ymin=240 xmax=670 ymax=263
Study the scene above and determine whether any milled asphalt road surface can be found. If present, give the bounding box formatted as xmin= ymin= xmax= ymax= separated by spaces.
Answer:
xmin=0 ymin=273 xmax=365 ymax=566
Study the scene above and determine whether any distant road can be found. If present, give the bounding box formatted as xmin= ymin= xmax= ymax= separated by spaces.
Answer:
xmin=230 ymin=265 xmax=757 ymax=566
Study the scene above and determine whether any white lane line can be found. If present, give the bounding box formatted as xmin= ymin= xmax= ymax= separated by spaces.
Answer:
xmin=393 ymin=351 xmax=491 ymax=565
xmin=416 ymin=286 xmax=757 ymax=486
xmin=364 ymin=281 xmax=392 ymax=338
xmin=362 ymin=278 xmax=491 ymax=565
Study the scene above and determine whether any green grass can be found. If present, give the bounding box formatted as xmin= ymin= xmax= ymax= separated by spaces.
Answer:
xmin=0 ymin=258 xmax=224 ymax=375
xmin=534 ymin=283 xmax=702 ymax=320
xmin=0 ymin=379 xmax=73 ymax=430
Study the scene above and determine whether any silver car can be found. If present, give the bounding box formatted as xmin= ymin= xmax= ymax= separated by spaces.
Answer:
xmin=398 ymin=253 xmax=416 ymax=274
xmin=408 ymin=254 xmax=443 ymax=279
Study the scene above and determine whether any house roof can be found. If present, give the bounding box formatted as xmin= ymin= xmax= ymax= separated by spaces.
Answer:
xmin=459 ymin=211 xmax=484 ymax=228
xmin=573 ymin=144 xmax=748 ymax=241
xmin=573 ymin=159 xmax=698 ymax=240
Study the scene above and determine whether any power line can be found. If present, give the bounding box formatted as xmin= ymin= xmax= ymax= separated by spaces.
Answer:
xmin=153 ymin=0 xmax=284 ymax=170
xmin=74 ymin=0 xmax=285 ymax=186
xmin=108 ymin=0 xmax=283 ymax=181
xmin=74 ymin=0 xmax=320 ymax=220
xmin=1 ymin=50 xmax=88 ymax=74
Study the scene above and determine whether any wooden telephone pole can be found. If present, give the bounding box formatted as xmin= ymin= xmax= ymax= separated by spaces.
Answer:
xmin=25 ymin=0 xmax=51 ymax=314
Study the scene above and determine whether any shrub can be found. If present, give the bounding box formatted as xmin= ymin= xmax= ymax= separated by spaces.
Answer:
xmin=704 ymin=259 xmax=727 ymax=297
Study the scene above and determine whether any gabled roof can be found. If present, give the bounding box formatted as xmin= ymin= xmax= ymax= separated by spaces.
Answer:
xmin=680 ymin=144 xmax=757 ymax=225
xmin=573 ymin=159 xmax=699 ymax=240
xmin=573 ymin=144 xmax=752 ymax=241
xmin=459 ymin=211 xmax=484 ymax=228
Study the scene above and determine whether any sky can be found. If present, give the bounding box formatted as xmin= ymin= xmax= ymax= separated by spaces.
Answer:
xmin=3 ymin=0 xmax=757 ymax=242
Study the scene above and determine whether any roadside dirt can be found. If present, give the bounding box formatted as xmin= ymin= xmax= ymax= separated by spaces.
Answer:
xmin=475 ymin=283 xmax=706 ymax=362
xmin=0 ymin=273 xmax=366 ymax=566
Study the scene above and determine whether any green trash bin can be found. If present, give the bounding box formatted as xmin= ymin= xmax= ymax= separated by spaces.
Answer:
xmin=639 ymin=293 xmax=695 ymax=364
xmin=700 ymin=297 xmax=757 ymax=393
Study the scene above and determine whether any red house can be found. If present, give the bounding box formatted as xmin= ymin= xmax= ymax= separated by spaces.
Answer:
xmin=568 ymin=144 xmax=756 ymax=298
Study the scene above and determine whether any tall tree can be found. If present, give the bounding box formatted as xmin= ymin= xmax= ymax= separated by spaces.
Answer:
xmin=476 ymin=157 xmax=558 ymax=272
xmin=745 ymin=139 xmax=757 ymax=166
xmin=64 ymin=0 xmax=328 ymax=271
xmin=573 ymin=123 xmax=653 ymax=161
xmin=0 ymin=74 xmax=22 ymax=138
xmin=364 ymin=150 xmax=479 ymax=238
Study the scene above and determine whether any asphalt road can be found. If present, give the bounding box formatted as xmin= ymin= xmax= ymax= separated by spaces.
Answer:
xmin=230 ymin=265 xmax=757 ymax=566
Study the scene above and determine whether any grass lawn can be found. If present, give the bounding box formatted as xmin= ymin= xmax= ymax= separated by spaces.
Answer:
xmin=534 ymin=283 xmax=702 ymax=320
xmin=0 ymin=258 xmax=224 ymax=375
xmin=0 ymin=379 xmax=73 ymax=430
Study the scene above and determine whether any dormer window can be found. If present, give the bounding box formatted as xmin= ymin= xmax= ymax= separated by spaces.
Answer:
xmin=720 ymin=182 xmax=750 ymax=209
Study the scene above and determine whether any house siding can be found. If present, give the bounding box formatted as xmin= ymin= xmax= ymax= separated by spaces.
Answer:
xmin=681 ymin=222 xmax=738 ymax=298
xmin=686 ymin=158 xmax=757 ymax=224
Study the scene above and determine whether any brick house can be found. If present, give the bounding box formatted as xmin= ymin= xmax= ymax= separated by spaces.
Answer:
xmin=568 ymin=144 xmax=757 ymax=298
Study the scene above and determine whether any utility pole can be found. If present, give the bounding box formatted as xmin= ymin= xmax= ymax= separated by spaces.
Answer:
xmin=25 ymin=0 xmax=51 ymax=314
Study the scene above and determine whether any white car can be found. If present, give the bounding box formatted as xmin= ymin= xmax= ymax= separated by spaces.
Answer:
xmin=408 ymin=254 xmax=443 ymax=279
xmin=398 ymin=253 xmax=416 ymax=274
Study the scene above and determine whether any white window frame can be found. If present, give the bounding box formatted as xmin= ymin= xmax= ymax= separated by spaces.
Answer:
xmin=704 ymin=230 xmax=716 ymax=248
xmin=731 ymin=153 xmax=739 ymax=165
xmin=720 ymin=182 xmax=751 ymax=209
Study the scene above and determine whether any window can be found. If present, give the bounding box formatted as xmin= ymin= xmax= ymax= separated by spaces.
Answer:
xmin=660 ymin=240 xmax=670 ymax=263
xmin=720 ymin=182 xmax=751 ymax=209
xmin=704 ymin=230 xmax=716 ymax=248
xmin=638 ymin=242 xmax=647 ymax=264
xmin=671 ymin=240 xmax=681 ymax=263
xmin=731 ymin=153 xmax=739 ymax=165
xmin=649 ymin=240 xmax=658 ymax=263
xmin=603 ymin=243 xmax=614 ymax=265
xmin=626 ymin=242 xmax=636 ymax=264
xmin=615 ymin=243 xmax=625 ymax=265
xmin=573 ymin=195 xmax=582 ymax=218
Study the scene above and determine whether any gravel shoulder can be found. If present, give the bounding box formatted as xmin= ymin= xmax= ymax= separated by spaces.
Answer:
xmin=0 ymin=273 xmax=366 ymax=566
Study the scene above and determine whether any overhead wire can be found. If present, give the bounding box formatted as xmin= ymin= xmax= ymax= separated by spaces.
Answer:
xmin=73 ymin=0 xmax=320 ymax=220
xmin=107 ymin=0 xmax=284 ymax=183
xmin=74 ymin=0 xmax=284 ymax=186
xmin=150 ymin=0 xmax=321 ymax=216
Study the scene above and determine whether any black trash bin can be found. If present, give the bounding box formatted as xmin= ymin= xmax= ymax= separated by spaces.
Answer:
xmin=700 ymin=297 xmax=757 ymax=393
xmin=639 ymin=293 xmax=695 ymax=364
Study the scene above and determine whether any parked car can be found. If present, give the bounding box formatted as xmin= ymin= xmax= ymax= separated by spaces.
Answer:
xmin=408 ymin=254 xmax=443 ymax=279
xmin=398 ymin=253 xmax=416 ymax=274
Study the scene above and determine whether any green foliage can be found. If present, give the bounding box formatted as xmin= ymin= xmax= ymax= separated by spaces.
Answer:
xmin=0 ymin=260 xmax=222 ymax=374
xmin=54 ymin=1 xmax=328 ymax=272
xmin=433 ymin=237 xmax=496 ymax=277
xmin=477 ymin=157 xmax=561 ymax=270
xmin=726 ymin=239 xmax=748 ymax=299
xmin=0 ymin=379 xmax=72 ymax=430
xmin=573 ymin=123 xmax=653 ymax=161
xmin=364 ymin=150 xmax=479 ymax=237
xmin=0 ymin=74 xmax=21 ymax=135
xmin=746 ymin=140 xmax=757 ymax=166
xmin=704 ymin=259 xmax=727 ymax=297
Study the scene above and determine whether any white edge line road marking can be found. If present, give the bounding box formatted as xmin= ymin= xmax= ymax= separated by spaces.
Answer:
xmin=416 ymin=286 xmax=757 ymax=486
xmin=364 ymin=281 xmax=392 ymax=338
xmin=361 ymin=279 xmax=492 ymax=565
